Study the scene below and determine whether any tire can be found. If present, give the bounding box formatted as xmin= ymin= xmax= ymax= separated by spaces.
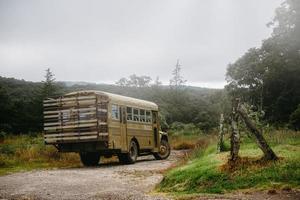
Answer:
xmin=153 ymin=140 xmax=171 ymax=160
xmin=118 ymin=140 xmax=138 ymax=164
xmin=79 ymin=152 xmax=101 ymax=166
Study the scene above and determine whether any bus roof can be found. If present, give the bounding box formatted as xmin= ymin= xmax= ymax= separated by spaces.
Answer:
xmin=65 ymin=90 xmax=158 ymax=111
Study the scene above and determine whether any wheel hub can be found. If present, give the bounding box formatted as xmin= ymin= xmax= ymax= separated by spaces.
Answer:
xmin=160 ymin=145 xmax=167 ymax=155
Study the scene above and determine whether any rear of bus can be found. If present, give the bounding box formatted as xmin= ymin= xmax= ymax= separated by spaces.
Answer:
xmin=43 ymin=91 xmax=109 ymax=159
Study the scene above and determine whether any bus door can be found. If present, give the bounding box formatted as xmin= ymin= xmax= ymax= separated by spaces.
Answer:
xmin=120 ymin=106 xmax=128 ymax=152
xmin=152 ymin=111 xmax=159 ymax=149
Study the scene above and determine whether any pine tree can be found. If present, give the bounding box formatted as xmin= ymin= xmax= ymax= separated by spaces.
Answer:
xmin=42 ymin=68 xmax=57 ymax=98
xmin=169 ymin=59 xmax=186 ymax=89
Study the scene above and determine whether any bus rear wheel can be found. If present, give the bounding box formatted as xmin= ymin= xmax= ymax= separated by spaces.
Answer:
xmin=79 ymin=152 xmax=101 ymax=166
xmin=153 ymin=140 xmax=171 ymax=160
xmin=118 ymin=140 xmax=138 ymax=164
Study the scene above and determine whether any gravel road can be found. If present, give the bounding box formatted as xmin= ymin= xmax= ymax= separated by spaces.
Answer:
xmin=0 ymin=151 xmax=183 ymax=200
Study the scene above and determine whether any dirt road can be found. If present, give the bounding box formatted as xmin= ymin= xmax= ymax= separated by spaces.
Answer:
xmin=0 ymin=151 xmax=183 ymax=200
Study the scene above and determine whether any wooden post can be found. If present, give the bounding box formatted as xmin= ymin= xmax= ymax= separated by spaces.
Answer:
xmin=217 ymin=113 xmax=225 ymax=153
xmin=237 ymin=104 xmax=278 ymax=160
xmin=230 ymin=99 xmax=240 ymax=161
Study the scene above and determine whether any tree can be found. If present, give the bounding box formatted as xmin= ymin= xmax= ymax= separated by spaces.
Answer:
xmin=230 ymin=99 xmax=278 ymax=162
xmin=136 ymin=75 xmax=152 ymax=87
xmin=115 ymin=77 xmax=129 ymax=87
xmin=289 ymin=104 xmax=300 ymax=130
xmin=42 ymin=68 xmax=57 ymax=98
xmin=226 ymin=0 xmax=300 ymax=125
xmin=230 ymin=99 xmax=240 ymax=161
xmin=237 ymin=103 xmax=278 ymax=160
xmin=153 ymin=76 xmax=162 ymax=86
xmin=115 ymin=74 xmax=152 ymax=87
xmin=0 ymin=85 xmax=13 ymax=132
xmin=169 ymin=59 xmax=186 ymax=89
xmin=217 ymin=114 xmax=225 ymax=152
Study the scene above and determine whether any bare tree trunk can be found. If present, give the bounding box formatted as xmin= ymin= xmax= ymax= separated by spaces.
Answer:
xmin=237 ymin=104 xmax=278 ymax=160
xmin=230 ymin=99 xmax=240 ymax=161
xmin=217 ymin=113 xmax=225 ymax=153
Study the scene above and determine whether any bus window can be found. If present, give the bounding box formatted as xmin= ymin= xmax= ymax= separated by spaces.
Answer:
xmin=146 ymin=110 xmax=152 ymax=123
xmin=140 ymin=109 xmax=145 ymax=122
xmin=111 ymin=104 xmax=119 ymax=120
xmin=127 ymin=107 xmax=132 ymax=121
xmin=133 ymin=108 xmax=139 ymax=121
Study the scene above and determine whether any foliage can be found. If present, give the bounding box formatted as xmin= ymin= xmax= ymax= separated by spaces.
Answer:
xmin=226 ymin=0 xmax=300 ymax=125
xmin=158 ymin=130 xmax=300 ymax=195
xmin=115 ymin=74 xmax=152 ymax=87
xmin=0 ymin=77 xmax=44 ymax=133
xmin=289 ymin=104 xmax=300 ymax=130
xmin=170 ymin=134 xmax=211 ymax=150
xmin=0 ymin=134 xmax=81 ymax=175
xmin=42 ymin=68 xmax=57 ymax=98
xmin=0 ymin=74 xmax=224 ymax=134
xmin=0 ymin=131 xmax=6 ymax=141
xmin=169 ymin=60 xmax=186 ymax=88
xmin=169 ymin=122 xmax=202 ymax=136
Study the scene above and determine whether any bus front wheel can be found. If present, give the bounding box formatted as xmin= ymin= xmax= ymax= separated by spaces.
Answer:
xmin=79 ymin=152 xmax=101 ymax=166
xmin=153 ymin=140 xmax=171 ymax=160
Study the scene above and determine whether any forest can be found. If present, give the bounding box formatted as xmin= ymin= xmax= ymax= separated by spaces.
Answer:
xmin=0 ymin=71 xmax=227 ymax=135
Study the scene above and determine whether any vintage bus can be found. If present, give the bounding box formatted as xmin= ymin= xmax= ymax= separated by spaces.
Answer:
xmin=43 ymin=90 xmax=170 ymax=166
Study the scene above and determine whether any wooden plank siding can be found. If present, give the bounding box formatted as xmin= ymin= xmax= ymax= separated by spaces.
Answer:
xmin=43 ymin=93 xmax=109 ymax=144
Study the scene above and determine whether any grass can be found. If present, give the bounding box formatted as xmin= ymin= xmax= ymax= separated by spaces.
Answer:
xmin=0 ymin=134 xmax=81 ymax=175
xmin=0 ymin=132 xmax=203 ymax=176
xmin=170 ymin=135 xmax=204 ymax=150
xmin=158 ymin=130 xmax=300 ymax=196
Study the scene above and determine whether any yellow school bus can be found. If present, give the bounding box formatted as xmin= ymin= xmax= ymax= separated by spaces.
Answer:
xmin=43 ymin=90 xmax=170 ymax=166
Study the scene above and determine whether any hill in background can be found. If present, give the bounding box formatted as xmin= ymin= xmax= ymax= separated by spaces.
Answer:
xmin=0 ymin=76 xmax=227 ymax=134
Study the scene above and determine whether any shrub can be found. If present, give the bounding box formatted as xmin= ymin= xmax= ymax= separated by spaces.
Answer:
xmin=0 ymin=131 xmax=6 ymax=143
xmin=289 ymin=104 xmax=300 ymax=130
xmin=0 ymin=144 xmax=16 ymax=155
xmin=170 ymin=122 xmax=185 ymax=131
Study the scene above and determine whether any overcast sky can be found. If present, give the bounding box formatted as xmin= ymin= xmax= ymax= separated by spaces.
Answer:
xmin=0 ymin=0 xmax=283 ymax=88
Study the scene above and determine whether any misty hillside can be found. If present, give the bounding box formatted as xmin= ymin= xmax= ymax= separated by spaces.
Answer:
xmin=0 ymin=76 xmax=227 ymax=134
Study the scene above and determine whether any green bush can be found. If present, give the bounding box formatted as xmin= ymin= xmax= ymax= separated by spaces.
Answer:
xmin=0 ymin=131 xmax=6 ymax=141
xmin=170 ymin=122 xmax=185 ymax=131
xmin=0 ymin=144 xmax=16 ymax=155
xmin=289 ymin=104 xmax=300 ymax=130
xmin=169 ymin=122 xmax=202 ymax=136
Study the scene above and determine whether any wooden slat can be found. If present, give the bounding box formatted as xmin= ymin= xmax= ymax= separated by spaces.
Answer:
xmin=44 ymin=122 xmax=62 ymax=126
xmin=44 ymin=100 xmax=97 ymax=107
xmin=44 ymin=114 xmax=60 ymax=119
xmin=44 ymin=107 xmax=96 ymax=115
xmin=44 ymin=131 xmax=98 ymax=138
xmin=45 ymin=135 xmax=97 ymax=143
xmin=98 ymin=132 xmax=108 ymax=136
xmin=97 ymin=109 xmax=107 ymax=113
xmin=43 ymin=96 xmax=96 ymax=103
xmin=44 ymin=127 xmax=98 ymax=134
xmin=44 ymin=123 xmax=97 ymax=130
xmin=44 ymin=119 xmax=98 ymax=126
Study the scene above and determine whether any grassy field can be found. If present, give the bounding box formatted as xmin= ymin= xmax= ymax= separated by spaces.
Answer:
xmin=0 ymin=134 xmax=81 ymax=175
xmin=158 ymin=130 xmax=300 ymax=196
xmin=0 ymin=132 xmax=199 ymax=176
